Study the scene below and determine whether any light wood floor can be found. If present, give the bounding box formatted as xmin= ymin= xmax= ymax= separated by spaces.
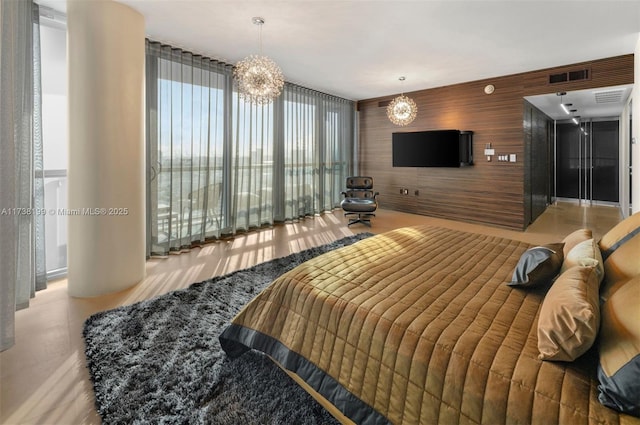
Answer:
xmin=0 ymin=203 xmax=622 ymax=425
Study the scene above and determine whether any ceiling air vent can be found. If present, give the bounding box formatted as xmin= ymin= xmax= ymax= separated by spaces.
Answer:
xmin=594 ymin=89 xmax=625 ymax=104
xmin=548 ymin=68 xmax=590 ymax=84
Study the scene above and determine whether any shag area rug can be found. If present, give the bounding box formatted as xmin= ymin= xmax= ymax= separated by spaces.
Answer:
xmin=83 ymin=233 xmax=372 ymax=424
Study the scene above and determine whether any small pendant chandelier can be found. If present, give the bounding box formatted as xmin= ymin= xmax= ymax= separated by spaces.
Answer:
xmin=387 ymin=76 xmax=417 ymax=126
xmin=234 ymin=17 xmax=284 ymax=105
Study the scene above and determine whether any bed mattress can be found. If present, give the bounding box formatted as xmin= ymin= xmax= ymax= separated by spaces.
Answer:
xmin=220 ymin=225 xmax=638 ymax=424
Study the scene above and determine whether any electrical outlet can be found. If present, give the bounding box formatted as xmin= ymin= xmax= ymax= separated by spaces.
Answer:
xmin=414 ymin=190 xmax=419 ymax=196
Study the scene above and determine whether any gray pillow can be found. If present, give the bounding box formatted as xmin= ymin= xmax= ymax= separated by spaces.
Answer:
xmin=508 ymin=243 xmax=564 ymax=288
xmin=597 ymin=276 xmax=640 ymax=417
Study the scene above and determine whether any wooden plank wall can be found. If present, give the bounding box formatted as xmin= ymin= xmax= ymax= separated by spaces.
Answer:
xmin=357 ymin=54 xmax=633 ymax=230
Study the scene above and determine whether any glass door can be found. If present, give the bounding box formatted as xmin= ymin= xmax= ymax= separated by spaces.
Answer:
xmin=556 ymin=119 xmax=619 ymax=204
xmin=556 ymin=122 xmax=580 ymax=199
xmin=580 ymin=121 xmax=593 ymax=204
xmin=630 ymin=100 xmax=633 ymax=215
xmin=591 ymin=121 xmax=619 ymax=202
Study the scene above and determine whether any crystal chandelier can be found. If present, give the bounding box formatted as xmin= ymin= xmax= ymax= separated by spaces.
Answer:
xmin=387 ymin=77 xmax=417 ymax=126
xmin=234 ymin=17 xmax=284 ymax=105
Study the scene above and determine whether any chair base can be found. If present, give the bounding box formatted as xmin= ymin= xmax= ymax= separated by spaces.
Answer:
xmin=345 ymin=212 xmax=375 ymax=227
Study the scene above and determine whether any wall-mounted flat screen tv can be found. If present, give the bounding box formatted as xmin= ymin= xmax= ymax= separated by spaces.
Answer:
xmin=392 ymin=130 xmax=473 ymax=167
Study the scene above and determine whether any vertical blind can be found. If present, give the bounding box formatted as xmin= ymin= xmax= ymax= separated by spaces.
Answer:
xmin=146 ymin=40 xmax=355 ymax=256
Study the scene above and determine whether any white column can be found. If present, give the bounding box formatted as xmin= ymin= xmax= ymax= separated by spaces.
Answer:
xmin=67 ymin=0 xmax=145 ymax=297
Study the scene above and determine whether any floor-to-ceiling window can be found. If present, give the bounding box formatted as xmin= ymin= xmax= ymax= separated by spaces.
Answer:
xmin=147 ymin=44 xmax=231 ymax=254
xmin=40 ymin=10 xmax=68 ymax=279
xmin=283 ymin=88 xmax=318 ymax=219
xmin=146 ymin=41 xmax=355 ymax=256
xmin=282 ymin=86 xmax=355 ymax=220
xmin=232 ymin=94 xmax=275 ymax=232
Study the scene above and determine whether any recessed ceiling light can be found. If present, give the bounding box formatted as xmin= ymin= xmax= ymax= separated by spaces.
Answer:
xmin=560 ymin=103 xmax=573 ymax=114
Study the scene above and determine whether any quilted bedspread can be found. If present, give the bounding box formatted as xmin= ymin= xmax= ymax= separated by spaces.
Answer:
xmin=220 ymin=225 xmax=639 ymax=425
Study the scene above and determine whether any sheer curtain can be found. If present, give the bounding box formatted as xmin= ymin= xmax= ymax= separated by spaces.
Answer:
xmin=280 ymin=84 xmax=355 ymax=220
xmin=146 ymin=41 xmax=355 ymax=256
xmin=33 ymin=5 xmax=46 ymax=294
xmin=146 ymin=41 xmax=232 ymax=255
xmin=0 ymin=1 xmax=46 ymax=352
xmin=231 ymin=94 xmax=275 ymax=232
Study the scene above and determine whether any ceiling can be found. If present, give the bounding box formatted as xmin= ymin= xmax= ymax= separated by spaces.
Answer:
xmin=39 ymin=0 xmax=639 ymax=103
xmin=526 ymin=84 xmax=633 ymax=121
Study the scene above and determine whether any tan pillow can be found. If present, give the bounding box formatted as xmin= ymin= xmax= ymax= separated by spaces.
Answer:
xmin=599 ymin=211 xmax=640 ymax=252
xmin=537 ymin=265 xmax=600 ymax=362
xmin=601 ymin=233 xmax=640 ymax=297
xmin=562 ymin=228 xmax=592 ymax=258
xmin=600 ymin=232 xmax=640 ymax=302
xmin=561 ymin=238 xmax=604 ymax=284
xmin=597 ymin=276 xmax=640 ymax=416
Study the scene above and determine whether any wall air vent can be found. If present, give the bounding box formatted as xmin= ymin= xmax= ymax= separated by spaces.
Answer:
xmin=378 ymin=100 xmax=391 ymax=108
xmin=594 ymin=89 xmax=625 ymax=104
xmin=548 ymin=68 xmax=591 ymax=84
xmin=549 ymin=72 xmax=568 ymax=84
xmin=568 ymin=69 xmax=589 ymax=81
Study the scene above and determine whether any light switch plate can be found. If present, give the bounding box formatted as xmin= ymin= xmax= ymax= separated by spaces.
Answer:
xmin=509 ymin=154 xmax=516 ymax=162
xmin=484 ymin=149 xmax=495 ymax=156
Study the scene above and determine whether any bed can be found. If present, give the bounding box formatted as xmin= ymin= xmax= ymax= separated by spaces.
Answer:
xmin=220 ymin=219 xmax=640 ymax=424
